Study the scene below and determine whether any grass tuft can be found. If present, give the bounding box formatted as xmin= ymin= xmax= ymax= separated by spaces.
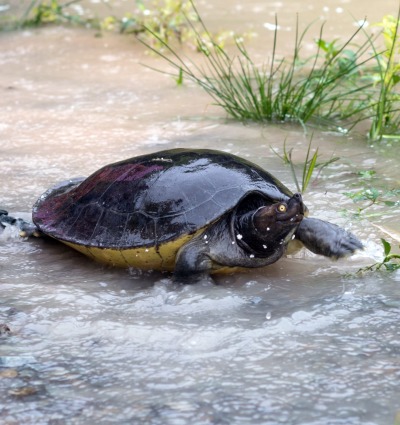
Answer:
xmin=141 ymin=1 xmax=400 ymax=140
xmin=141 ymin=1 xmax=376 ymax=128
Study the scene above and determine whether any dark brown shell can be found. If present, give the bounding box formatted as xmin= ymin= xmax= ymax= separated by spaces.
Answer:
xmin=32 ymin=149 xmax=293 ymax=248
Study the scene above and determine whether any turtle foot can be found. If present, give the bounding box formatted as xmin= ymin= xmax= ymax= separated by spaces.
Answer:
xmin=0 ymin=210 xmax=40 ymax=238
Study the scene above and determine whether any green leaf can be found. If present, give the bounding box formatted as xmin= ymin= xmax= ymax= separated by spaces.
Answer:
xmin=316 ymin=38 xmax=329 ymax=52
xmin=365 ymin=188 xmax=380 ymax=201
xmin=302 ymin=149 xmax=318 ymax=193
xmin=357 ymin=170 xmax=376 ymax=179
xmin=381 ymin=238 xmax=392 ymax=257
xmin=176 ymin=67 xmax=184 ymax=85
xmin=384 ymin=262 xmax=400 ymax=271
xmin=392 ymin=74 xmax=400 ymax=85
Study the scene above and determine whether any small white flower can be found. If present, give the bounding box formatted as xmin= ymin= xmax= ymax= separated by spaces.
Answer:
xmin=249 ymin=254 xmax=255 ymax=258
xmin=236 ymin=234 xmax=243 ymax=240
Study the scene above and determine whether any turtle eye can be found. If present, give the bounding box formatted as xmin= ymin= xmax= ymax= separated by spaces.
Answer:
xmin=278 ymin=204 xmax=287 ymax=213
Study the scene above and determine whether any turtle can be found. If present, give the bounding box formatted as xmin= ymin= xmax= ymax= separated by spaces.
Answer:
xmin=1 ymin=148 xmax=362 ymax=282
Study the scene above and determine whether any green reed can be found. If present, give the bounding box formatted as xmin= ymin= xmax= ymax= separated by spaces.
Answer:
xmin=367 ymin=7 xmax=400 ymax=141
xmin=142 ymin=1 xmax=378 ymax=130
xmin=142 ymin=1 xmax=400 ymax=140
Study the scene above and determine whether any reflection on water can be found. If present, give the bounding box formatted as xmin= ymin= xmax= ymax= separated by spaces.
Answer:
xmin=1 ymin=0 xmax=400 ymax=423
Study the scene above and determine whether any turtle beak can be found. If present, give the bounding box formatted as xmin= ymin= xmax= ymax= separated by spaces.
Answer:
xmin=288 ymin=192 xmax=305 ymax=216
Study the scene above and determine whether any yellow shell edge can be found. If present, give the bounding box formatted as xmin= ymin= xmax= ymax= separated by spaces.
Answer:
xmin=62 ymin=231 xmax=198 ymax=271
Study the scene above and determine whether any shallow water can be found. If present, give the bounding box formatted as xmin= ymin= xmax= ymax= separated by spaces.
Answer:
xmin=1 ymin=1 xmax=400 ymax=424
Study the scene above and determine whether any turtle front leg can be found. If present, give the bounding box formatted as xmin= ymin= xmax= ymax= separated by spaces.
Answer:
xmin=174 ymin=237 xmax=213 ymax=283
xmin=0 ymin=210 xmax=41 ymax=237
xmin=296 ymin=217 xmax=363 ymax=259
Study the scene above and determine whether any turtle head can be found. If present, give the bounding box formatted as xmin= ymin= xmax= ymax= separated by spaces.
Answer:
xmin=236 ymin=193 xmax=305 ymax=255
xmin=254 ymin=193 xmax=304 ymax=234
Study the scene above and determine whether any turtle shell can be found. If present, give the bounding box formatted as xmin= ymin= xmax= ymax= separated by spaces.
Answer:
xmin=33 ymin=148 xmax=293 ymax=252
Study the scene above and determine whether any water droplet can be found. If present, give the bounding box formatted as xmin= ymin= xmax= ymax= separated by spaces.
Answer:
xmin=249 ymin=254 xmax=255 ymax=258
xmin=262 ymin=244 xmax=267 ymax=249
xmin=266 ymin=311 xmax=272 ymax=320
xmin=203 ymin=234 xmax=208 ymax=240
xmin=266 ymin=227 xmax=270 ymax=231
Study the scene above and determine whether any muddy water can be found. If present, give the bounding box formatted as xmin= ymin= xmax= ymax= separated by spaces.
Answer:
xmin=1 ymin=1 xmax=400 ymax=424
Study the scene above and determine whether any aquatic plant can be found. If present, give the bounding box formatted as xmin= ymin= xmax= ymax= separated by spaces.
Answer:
xmin=344 ymin=186 xmax=400 ymax=216
xmin=359 ymin=238 xmax=400 ymax=272
xmin=142 ymin=4 xmax=376 ymax=128
xmin=1 ymin=0 xmax=200 ymax=47
xmin=102 ymin=0 xmax=200 ymax=48
xmin=142 ymin=1 xmax=400 ymax=140
xmin=367 ymin=9 xmax=400 ymax=141
xmin=17 ymin=0 xmax=90 ymax=28
xmin=270 ymin=137 xmax=339 ymax=194
xmin=142 ymin=3 xmax=366 ymax=126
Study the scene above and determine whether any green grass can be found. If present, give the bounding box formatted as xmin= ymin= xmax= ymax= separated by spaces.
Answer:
xmin=142 ymin=7 xmax=377 ymax=128
xmin=142 ymin=1 xmax=400 ymax=141
xmin=367 ymin=7 xmax=400 ymax=141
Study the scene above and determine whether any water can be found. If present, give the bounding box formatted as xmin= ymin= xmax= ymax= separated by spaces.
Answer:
xmin=1 ymin=1 xmax=400 ymax=424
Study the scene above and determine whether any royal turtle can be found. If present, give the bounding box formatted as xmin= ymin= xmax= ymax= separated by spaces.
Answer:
xmin=1 ymin=148 xmax=362 ymax=281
